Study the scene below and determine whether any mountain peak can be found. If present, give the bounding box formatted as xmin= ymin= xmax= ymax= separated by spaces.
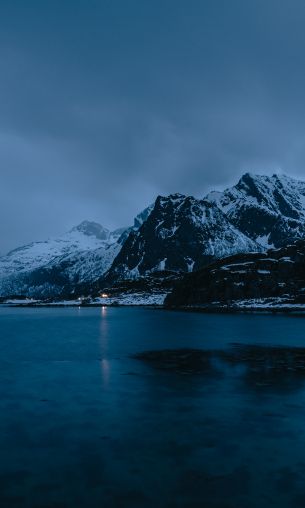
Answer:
xmin=164 ymin=192 xmax=186 ymax=201
xmin=207 ymin=172 xmax=305 ymax=248
xmin=155 ymin=193 xmax=187 ymax=208
xmin=106 ymin=192 xmax=260 ymax=281
xmin=133 ymin=204 xmax=154 ymax=229
xmin=72 ymin=221 xmax=110 ymax=240
xmin=236 ymin=171 xmax=265 ymax=189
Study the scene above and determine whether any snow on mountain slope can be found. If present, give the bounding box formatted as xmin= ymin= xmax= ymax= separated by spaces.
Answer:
xmin=0 ymin=242 xmax=123 ymax=299
xmin=0 ymin=220 xmax=120 ymax=279
xmin=46 ymin=242 xmax=122 ymax=285
xmin=0 ymin=205 xmax=156 ymax=298
xmin=3 ymin=172 xmax=305 ymax=299
xmin=0 ymin=221 xmax=126 ymax=297
xmin=206 ymin=173 xmax=305 ymax=248
xmin=106 ymin=193 xmax=261 ymax=281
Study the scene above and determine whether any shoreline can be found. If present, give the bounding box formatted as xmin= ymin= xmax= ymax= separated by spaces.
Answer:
xmin=0 ymin=302 xmax=164 ymax=309
xmin=2 ymin=301 xmax=305 ymax=314
xmin=165 ymin=304 xmax=305 ymax=315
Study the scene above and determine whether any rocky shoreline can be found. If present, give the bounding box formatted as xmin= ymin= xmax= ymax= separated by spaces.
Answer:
xmin=165 ymin=241 xmax=305 ymax=311
xmin=3 ymin=297 xmax=305 ymax=314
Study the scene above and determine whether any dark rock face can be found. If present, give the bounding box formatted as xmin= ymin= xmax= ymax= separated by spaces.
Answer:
xmin=165 ymin=240 xmax=305 ymax=307
xmin=206 ymin=173 xmax=305 ymax=248
xmin=106 ymin=193 xmax=259 ymax=281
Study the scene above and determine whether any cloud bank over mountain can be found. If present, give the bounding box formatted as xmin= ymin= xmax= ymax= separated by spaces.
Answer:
xmin=1 ymin=0 xmax=305 ymax=252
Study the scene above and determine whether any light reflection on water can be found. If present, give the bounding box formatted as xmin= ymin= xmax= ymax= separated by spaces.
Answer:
xmin=100 ymin=358 xmax=110 ymax=387
xmin=99 ymin=306 xmax=109 ymax=352
xmin=0 ymin=307 xmax=305 ymax=507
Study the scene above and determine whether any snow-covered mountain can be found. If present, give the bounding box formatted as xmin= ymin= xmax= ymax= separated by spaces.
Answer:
xmin=3 ymin=172 xmax=305 ymax=300
xmin=0 ymin=221 xmax=124 ymax=298
xmin=106 ymin=193 xmax=260 ymax=281
xmin=0 ymin=205 xmax=156 ymax=298
xmin=0 ymin=220 xmax=120 ymax=279
xmin=206 ymin=173 xmax=305 ymax=248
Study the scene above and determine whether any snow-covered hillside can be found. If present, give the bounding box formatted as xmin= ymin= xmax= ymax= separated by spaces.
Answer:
xmin=0 ymin=221 xmax=121 ymax=279
xmin=0 ymin=206 xmax=155 ymax=298
xmin=0 ymin=221 xmax=125 ymax=297
xmin=206 ymin=173 xmax=305 ymax=248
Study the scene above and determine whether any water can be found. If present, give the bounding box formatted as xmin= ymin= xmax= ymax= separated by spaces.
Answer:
xmin=1 ymin=307 xmax=305 ymax=507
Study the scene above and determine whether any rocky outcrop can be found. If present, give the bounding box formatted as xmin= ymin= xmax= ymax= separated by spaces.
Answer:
xmin=165 ymin=241 xmax=305 ymax=307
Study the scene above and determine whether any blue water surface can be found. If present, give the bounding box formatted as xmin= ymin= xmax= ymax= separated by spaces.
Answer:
xmin=1 ymin=307 xmax=305 ymax=507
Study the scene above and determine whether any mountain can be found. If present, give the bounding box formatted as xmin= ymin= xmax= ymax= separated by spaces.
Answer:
xmin=165 ymin=240 xmax=305 ymax=308
xmin=206 ymin=173 xmax=305 ymax=248
xmin=0 ymin=221 xmax=119 ymax=279
xmin=0 ymin=221 xmax=123 ymax=298
xmin=3 ymin=172 xmax=305 ymax=301
xmin=105 ymin=193 xmax=260 ymax=282
xmin=0 ymin=205 xmax=156 ymax=298
xmin=116 ymin=204 xmax=154 ymax=244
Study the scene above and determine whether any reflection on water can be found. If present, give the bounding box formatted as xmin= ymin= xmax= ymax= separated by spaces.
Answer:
xmin=134 ymin=344 xmax=305 ymax=393
xmin=99 ymin=306 xmax=109 ymax=355
xmin=100 ymin=358 xmax=110 ymax=387
xmin=1 ymin=307 xmax=305 ymax=507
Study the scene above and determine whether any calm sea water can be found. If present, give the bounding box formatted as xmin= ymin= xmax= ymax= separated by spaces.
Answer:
xmin=1 ymin=307 xmax=305 ymax=507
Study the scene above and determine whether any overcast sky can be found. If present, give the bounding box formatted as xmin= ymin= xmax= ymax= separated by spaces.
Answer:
xmin=2 ymin=0 xmax=305 ymax=253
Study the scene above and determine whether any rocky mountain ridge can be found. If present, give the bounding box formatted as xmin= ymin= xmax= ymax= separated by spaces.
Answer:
xmin=206 ymin=173 xmax=305 ymax=248
xmin=2 ymin=172 xmax=305 ymax=299
xmin=105 ymin=193 xmax=260 ymax=282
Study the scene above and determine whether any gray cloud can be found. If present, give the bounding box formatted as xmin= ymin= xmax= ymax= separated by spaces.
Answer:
xmin=1 ymin=0 xmax=305 ymax=253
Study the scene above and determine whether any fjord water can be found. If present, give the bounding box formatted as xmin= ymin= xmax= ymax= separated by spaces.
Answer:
xmin=1 ymin=309 xmax=305 ymax=507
